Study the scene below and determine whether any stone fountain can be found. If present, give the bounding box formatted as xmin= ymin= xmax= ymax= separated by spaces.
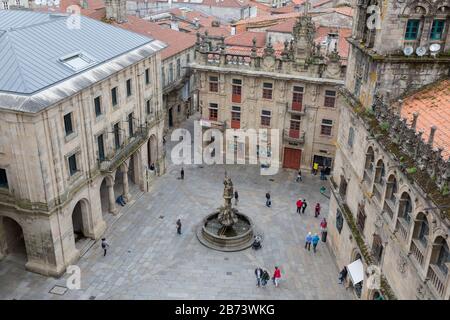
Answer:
xmin=196 ymin=176 xmax=254 ymax=251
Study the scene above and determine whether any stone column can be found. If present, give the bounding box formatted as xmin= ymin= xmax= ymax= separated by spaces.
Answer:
xmin=123 ymin=167 xmax=131 ymax=202
xmin=107 ymin=180 xmax=118 ymax=214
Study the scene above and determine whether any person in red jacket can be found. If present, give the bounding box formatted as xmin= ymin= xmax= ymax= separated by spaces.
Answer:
xmin=273 ymin=266 xmax=281 ymax=287
xmin=296 ymin=199 xmax=303 ymax=214
xmin=315 ymin=203 xmax=321 ymax=217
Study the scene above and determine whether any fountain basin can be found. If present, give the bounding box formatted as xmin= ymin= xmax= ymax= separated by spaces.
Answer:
xmin=196 ymin=212 xmax=254 ymax=252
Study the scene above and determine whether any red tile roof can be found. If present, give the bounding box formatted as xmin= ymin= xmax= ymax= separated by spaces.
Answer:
xmin=113 ymin=16 xmax=196 ymax=60
xmin=147 ymin=0 xmax=250 ymax=8
xmin=400 ymin=78 xmax=450 ymax=158
xmin=233 ymin=12 xmax=302 ymax=25
xmin=265 ymin=20 xmax=351 ymax=60
xmin=271 ymin=3 xmax=298 ymax=14
xmin=198 ymin=25 xmax=232 ymax=37
xmin=266 ymin=18 xmax=296 ymax=32
xmin=225 ymin=31 xmax=266 ymax=47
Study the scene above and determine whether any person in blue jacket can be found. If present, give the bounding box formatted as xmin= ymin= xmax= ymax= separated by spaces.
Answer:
xmin=312 ymin=233 xmax=320 ymax=253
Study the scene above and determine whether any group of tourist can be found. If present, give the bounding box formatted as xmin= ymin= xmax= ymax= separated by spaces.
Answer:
xmin=304 ymin=218 xmax=328 ymax=254
xmin=296 ymin=199 xmax=321 ymax=217
xmin=255 ymin=266 xmax=282 ymax=288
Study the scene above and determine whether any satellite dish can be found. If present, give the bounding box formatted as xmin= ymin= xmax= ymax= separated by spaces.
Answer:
xmin=429 ymin=43 xmax=441 ymax=56
xmin=416 ymin=46 xmax=427 ymax=56
xmin=403 ymin=46 xmax=413 ymax=56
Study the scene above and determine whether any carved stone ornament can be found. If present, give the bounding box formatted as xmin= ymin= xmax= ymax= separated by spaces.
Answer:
xmin=397 ymin=254 xmax=408 ymax=274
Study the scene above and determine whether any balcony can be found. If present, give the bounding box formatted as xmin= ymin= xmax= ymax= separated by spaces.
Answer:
xmin=410 ymin=239 xmax=425 ymax=267
xmin=396 ymin=218 xmax=409 ymax=241
xmin=288 ymin=102 xmax=305 ymax=115
xmin=363 ymin=169 xmax=373 ymax=185
xmin=98 ymin=125 xmax=150 ymax=173
xmin=384 ymin=198 xmax=396 ymax=219
xmin=373 ymin=182 xmax=383 ymax=202
xmin=284 ymin=129 xmax=305 ymax=144
xmin=199 ymin=118 xmax=225 ymax=131
xmin=427 ymin=264 xmax=447 ymax=299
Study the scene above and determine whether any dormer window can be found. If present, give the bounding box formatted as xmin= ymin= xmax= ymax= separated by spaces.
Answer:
xmin=59 ymin=52 xmax=95 ymax=71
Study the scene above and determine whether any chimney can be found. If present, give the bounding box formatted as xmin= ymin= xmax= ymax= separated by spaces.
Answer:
xmin=105 ymin=0 xmax=128 ymax=23
xmin=428 ymin=126 xmax=437 ymax=146
xmin=170 ymin=17 xmax=179 ymax=31
xmin=193 ymin=18 xmax=199 ymax=29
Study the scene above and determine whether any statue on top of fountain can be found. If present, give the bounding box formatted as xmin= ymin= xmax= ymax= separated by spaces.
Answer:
xmin=223 ymin=176 xmax=233 ymax=200
xmin=218 ymin=175 xmax=238 ymax=227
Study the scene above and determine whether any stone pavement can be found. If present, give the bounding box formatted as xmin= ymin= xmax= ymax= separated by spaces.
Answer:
xmin=0 ymin=117 xmax=353 ymax=300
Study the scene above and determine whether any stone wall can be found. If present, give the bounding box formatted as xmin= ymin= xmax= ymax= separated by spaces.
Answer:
xmin=0 ymin=52 xmax=166 ymax=276
xmin=327 ymin=95 xmax=450 ymax=299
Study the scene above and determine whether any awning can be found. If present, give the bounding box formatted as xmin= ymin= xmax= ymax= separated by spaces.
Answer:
xmin=347 ymin=259 xmax=364 ymax=285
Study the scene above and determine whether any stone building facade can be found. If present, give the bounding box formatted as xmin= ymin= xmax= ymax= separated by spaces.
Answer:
xmin=327 ymin=0 xmax=450 ymax=300
xmin=161 ymin=45 xmax=196 ymax=129
xmin=191 ymin=14 xmax=347 ymax=170
xmin=0 ymin=11 xmax=166 ymax=276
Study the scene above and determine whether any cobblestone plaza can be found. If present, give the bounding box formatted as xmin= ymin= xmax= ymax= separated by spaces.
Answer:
xmin=0 ymin=118 xmax=352 ymax=300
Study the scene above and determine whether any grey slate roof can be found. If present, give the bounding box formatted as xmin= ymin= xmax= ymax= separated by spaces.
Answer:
xmin=0 ymin=10 xmax=167 ymax=113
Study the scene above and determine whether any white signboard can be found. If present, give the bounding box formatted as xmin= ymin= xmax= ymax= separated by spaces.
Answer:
xmin=347 ymin=259 xmax=364 ymax=285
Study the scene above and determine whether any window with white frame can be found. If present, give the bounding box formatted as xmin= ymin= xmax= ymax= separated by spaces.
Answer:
xmin=260 ymin=110 xmax=271 ymax=127
xmin=321 ymin=119 xmax=333 ymax=136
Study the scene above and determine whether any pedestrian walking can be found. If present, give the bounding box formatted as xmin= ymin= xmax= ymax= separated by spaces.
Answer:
xmin=234 ymin=190 xmax=239 ymax=205
xmin=338 ymin=267 xmax=348 ymax=284
xmin=315 ymin=203 xmax=321 ymax=218
xmin=296 ymin=199 xmax=303 ymax=214
xmin=312 ymin=233 xmax=320 ymax=253
xmin=320 ymin=218 xmax=328 ymax=242
xmin=180 ymin=167 xmax=184 ymax=180
xmin=312 ymin=162 xmax=319 ymax=175
xmin=296 ymin=169 xmax=302 ymax=182
xmin=101 ymin=238 xmax=109 ymax=256
xmin=265 ymin=192 xmax=271 ymax=207
xmin=305 ymin=232 xmax=312 ymax=251
xmin=261 ymin=269 xmax=270 ymax=287
xmin=301 ymin=199 xmax=307 ymax=214
xmin=255 ymin=267 xmax=263 ymax=287
xmin=176 ymin=219 xmax=182 ymax=235
xmin=272 ymin=266 xmax=281 ymax=287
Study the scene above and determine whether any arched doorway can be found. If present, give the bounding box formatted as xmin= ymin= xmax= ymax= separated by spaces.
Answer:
xmin=351 ymin=252 xmax=363 ymax=299
xmin=114 ymin=167 xmax=124 ymax=199
xmin=147 ymin=135 xmax=157 ymax=168
xmin=0 ymin=216 xmax=27 ymax=265
xmin=100 ymin=178 xmax=110 ymax=215
xmin=71 ymin=200 xmax=89 ymax=249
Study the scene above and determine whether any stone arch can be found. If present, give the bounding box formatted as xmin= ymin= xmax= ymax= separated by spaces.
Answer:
xmin=385 ymin=173 xmax=398 ymax=201
xmin=350 ymin=249 xmax=364 ymax=299
xmin=410 ymin=212 xmax=431 ymax=267
xmin=147 ymin=134 xmax=158 ymax=168
xmin=374 ymin=158 xmax=385 ymax=183
xmin=429 ymin=235 xmax=449 ymax=274
xmin=99 ymin=175 xmax=116 ymax=214
xmin=397 ymin=191 xmax=414 ymax=223
xmin=0 ymin=215 xmax=27 ymax=265
xmin=402 ymin=1 xmax=433 ymax=15
xmin=365 ymin=146 xmax=375 ymax=170
xmin=434 ymin=0 xmax=450 ymax=14
xmin=71 ymin=198 xmax=91 ymax=248
xmin=394 ymin=191 xmax=414 ymax=241
xmin=129 ymin=149 xmax=141 ymax=185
